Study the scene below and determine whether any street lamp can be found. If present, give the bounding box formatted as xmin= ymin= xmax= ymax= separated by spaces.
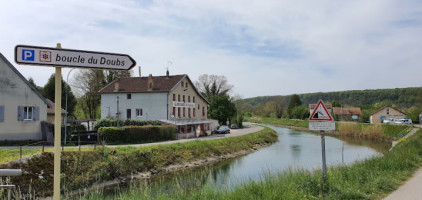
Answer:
xmin=64 ymin=68 xmax=75 ymax=144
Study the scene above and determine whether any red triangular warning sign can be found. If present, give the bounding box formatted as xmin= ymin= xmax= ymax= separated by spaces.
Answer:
xmin=309 ymin=100 xmax=333 ymax=121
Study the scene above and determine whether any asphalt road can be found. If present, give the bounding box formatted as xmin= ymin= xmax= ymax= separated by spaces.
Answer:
xmin=384 ymin=167 xmax=422 ymax=200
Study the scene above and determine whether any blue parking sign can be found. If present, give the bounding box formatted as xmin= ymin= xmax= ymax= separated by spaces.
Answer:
xmin=22 ymin=49 xmax=35 ymax=61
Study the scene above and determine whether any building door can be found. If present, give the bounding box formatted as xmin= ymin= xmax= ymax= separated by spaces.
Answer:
xmin=127 ymin=109 xmax=131 ymax=119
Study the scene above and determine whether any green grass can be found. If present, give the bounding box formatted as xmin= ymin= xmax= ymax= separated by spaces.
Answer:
xmin=248 ymin=116 xmax=408 ymax=139
xmin=73 ymin=129 xmax=422 ymax=200
xmin=247 ymin=116 xmax=309 ymax=128
xmin=1 ymin=127 xmax=278 ymax=198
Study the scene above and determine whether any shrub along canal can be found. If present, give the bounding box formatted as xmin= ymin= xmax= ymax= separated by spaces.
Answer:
xmin=99 ymin=125 xmax=389 ymax=198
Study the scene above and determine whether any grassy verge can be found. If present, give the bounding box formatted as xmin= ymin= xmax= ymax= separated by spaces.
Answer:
xmin=247 ymin=116 xmax=408 ymax=139
xmin=0 ymin=127 xmax=278 ymax=198
xmin=74 ymin=129 xmax=422 ymax=200
xmin=247 ymin=116 xmax=309 ymax=128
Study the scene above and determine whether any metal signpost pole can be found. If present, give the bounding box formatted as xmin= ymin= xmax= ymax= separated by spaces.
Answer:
xmin=53 ymin=43 xmax=62 ymax=200
xmin=321 ymin=130 xmax=327 ymax=178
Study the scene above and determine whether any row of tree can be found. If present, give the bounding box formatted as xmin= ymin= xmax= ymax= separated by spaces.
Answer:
xmin=29 ymin=69 xmax=131 ymax=119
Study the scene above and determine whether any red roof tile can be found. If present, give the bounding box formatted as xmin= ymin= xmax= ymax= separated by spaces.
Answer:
xmin=333 ymin=107 xmax=361 ymax=115
xmin=46 ymin=99 xmax=66 ymax=114
xmin=99 ymin=75 xmax=186 ymax=93
xmin=309 ymin=104 xmax=332 ymax=109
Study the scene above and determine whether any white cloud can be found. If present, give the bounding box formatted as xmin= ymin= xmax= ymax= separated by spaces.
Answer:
xmin=0 ymin=0 xmax=421 ymax=98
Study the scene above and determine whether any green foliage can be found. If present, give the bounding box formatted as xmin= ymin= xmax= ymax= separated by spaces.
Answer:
xmin=98 ymin=125 xmax=177 ymax=144
xmin=94 ymin=119 xmax=161 ymax=129
xmin=231 ymin=112 xmax=244 ymax=128
xmin=290 ymin=105 xmax=310 ymax=119
xmin=247 ymin=116 xmax=309 ymax=128
xmin=404 ymin=106 xmax=422 ymax=123
xmin=42 ymin=74 xmax=77 ymax=117
xmin=1 ymin=127 xmax=277 ymax=197
xmin=286 ymin=94 xmax=302 ymax=117
xmin=79 ymin=129 xmax=422 ymax=199
xmin=209 ymin=95 xmax=237 ymax=124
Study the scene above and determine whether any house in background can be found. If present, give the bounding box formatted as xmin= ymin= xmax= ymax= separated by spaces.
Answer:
xmin=309 ymin=103 xmax=332 ymax=114
xmin=333 ymin=107 xmax=362 ymax=121
xmin=370 ymin=106 xmax=405 ymax=124
xmin=46 ymin=99 xmax=66 ymax=124
xmin=0 ymin=53 xmax=50 ymax=141
xmin=99 ymin=70 xmax=210 ymax=138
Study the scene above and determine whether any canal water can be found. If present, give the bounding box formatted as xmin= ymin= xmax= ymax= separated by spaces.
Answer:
xmin=106 ymin=125 xmax=390 ymax=197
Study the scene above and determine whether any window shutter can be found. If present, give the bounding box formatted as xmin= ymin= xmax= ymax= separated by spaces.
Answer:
xmin=34 ymin=106 xmax=40 ymax=121
xmin=0 ymin=105 xmax=4 ymax=122
xmin=17 ymin=106 xmax=24 ymax=121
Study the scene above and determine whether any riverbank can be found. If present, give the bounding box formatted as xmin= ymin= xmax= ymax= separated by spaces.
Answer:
xmin=247 ymin=116 xmax=407 ymax=141
xmin=75 ymin=128 xmax=422 ymax=200
xmin=0 ymin=125 xmax=277 ymax=198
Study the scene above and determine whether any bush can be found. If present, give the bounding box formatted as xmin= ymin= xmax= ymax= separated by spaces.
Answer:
xmin=94 ymin=119 xmax=161 ymax=129
xmin=98 ymin=125 xmax=177 ymax=144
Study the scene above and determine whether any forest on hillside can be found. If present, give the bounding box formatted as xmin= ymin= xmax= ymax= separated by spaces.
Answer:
xmin=244 ymin=87 xmax=422 ymax=108
xmin=239 ymin=87 xmax=422 ymax=123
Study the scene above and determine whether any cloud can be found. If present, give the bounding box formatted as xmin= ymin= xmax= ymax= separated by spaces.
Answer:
xmin=0 ymin=0 xmax=421 ymax=98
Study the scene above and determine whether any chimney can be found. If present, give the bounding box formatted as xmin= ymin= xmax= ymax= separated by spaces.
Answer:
xmin=114 ymin=79 xmax=120 ymax=92
xmin=148 ymin=74 xmax=153 ymax=90
xmin=138 ymin=66 xmax=141 ymax=77
xmin=166 ymin=68 xmax=169 ymax=78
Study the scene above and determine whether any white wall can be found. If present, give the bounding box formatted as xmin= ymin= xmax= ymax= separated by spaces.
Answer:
xmin=0 ymin=58 xmax=47 ymax=140
xmin=101 ymin=92 xmax=168 ymax=121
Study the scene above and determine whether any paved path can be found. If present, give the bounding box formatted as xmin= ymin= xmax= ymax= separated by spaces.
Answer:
xmin=107 ymin=123 xmax=263 ymax=148
xmin=384 ymin=127 xmax=421 ymax=200
xmin=384 ymin=167 xmax=422 ymax=200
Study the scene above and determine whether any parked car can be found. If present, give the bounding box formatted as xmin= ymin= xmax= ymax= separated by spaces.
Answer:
xmin=395 ymin=118 xmax=413 ymax=125
xmin=383 ymin=118 xmax=396 ymax=124
xmin=215 ymin=125 xmax=230 ymax=134
xmin=230 ymin=124 xmax=239 ymax=129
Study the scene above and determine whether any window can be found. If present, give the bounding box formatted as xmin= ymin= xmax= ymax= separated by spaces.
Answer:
xmin=172 ymin=107 xmax=175 ymax=116
xmin=202 ymin=106 xmax=205 ymax=117
xmin=188 ymin=96 xmax=190 ymax=102
xmin=178 ymin=95 xmax=180 ymax=101
xmin=193 ymin=107 xmax=196 ymax=117
xmin=386 ymin=108 xmax=390 ymax=115
xmin=183 ymin=95 xmax=185 ymax=102
xmin=136 ymin=109 xmax=143 ymax=117
xmin=173 ymin=94 xmax=176 ymax=101
xmin=178 ymin=108 xmax=181 ymax=117
xmin=0 ymin=105 xmax=4 ymax=122
xmin=18 ymin=106 xmax=39 ymax=121
xmin=188 ymin=108 xmax=191 ymax=117
xmin=186 ymin=83 xmax=188 ymax=88
xmin=127 ymin=109 xmax=132 ymax=119
xmin=193 ymin=97 xmax=195 ymax=103
xmin=198 ymin=105 xmax=200 ymax=109
xmin=127 ymin=94 xmax=131 ymax=99
xmin=181 ymin=82 xmax=184 ymax=87
xmin=183 ymin=108 xmax=186 ymax=117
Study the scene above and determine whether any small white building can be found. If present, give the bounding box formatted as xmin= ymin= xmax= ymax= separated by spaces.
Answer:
xmin=99 ymin=71 xmax=210 ymax=138
xmin=0 ymin=53 xmax=50 ymax=140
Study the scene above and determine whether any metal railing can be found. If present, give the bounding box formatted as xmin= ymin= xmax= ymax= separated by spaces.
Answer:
xmin=0 ymin=169 xmax=22 ymax=200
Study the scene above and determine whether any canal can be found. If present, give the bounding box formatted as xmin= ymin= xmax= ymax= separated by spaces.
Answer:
xmin=105 ymin=125 xmax=390 ymax=197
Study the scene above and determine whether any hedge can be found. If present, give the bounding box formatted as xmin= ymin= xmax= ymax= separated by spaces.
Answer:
xmin=94 ymin=119 xmax=161 ymax=129
xmin=98 ymin=125 xmax=177 ymax=144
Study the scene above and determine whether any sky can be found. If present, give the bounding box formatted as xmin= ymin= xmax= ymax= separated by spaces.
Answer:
xmin=0 ymin=0 xmax=421 ymax=98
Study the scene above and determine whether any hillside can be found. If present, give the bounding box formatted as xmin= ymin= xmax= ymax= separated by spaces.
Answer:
xmin=244 ymin=87 xmax=422 ymax=108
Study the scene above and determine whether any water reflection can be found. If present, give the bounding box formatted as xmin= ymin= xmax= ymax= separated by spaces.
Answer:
xmin=106 ymin=125 xmax=389 ymax=197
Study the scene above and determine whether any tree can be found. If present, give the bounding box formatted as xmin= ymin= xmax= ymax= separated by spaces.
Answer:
xmin=331 ymin=100 xmax=341 ymax=107
xmin=28 ymin=77 xmax=44 ymax=95
xmin=273 ymin=97 xmax=285 ymax=118
xmin=209 ymin=95 xmax=237 ymax=125
xmin=73 ymin=69 xmax=106 ymax=119
xmin=287 ymin=94 xmax=302 ymax=117
xmin=42 ymin=74 xmax=77 ymax=117
xmin=194 ymin=74 xmax=233 ymax=102
xmin=104 ymin=70 xmax=132 ymax=85
xmin=290 ymin=105 xmax=310 ymax=119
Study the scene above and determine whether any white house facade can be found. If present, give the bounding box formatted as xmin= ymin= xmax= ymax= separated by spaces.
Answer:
xmin=0 ymin=53 xmax=50 ymax=140
xmin=99 ymin=71 xmax=210 ymax=138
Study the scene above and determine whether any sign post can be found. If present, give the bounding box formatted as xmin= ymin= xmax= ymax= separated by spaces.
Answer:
xmin=309 ymin=99 xmax=334 ymax=183
xmin=14 ymin=44 xmax=136 ymax=199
